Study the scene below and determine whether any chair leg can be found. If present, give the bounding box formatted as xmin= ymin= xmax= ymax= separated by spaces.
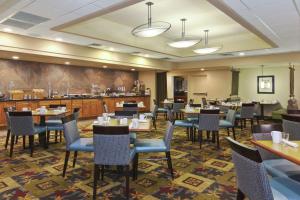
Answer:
xmin=153 ymin=118 xmax=157 ymax=130
xmin=62 ymin=151 xmax=70 ymax=177
xmin=198 ymin=130 xmax=203 ymax=149
xmin=73 ymin=151 xmax=78 ymax=167
xmin=100 ymin=165 xmax=104 ymax=181
xmin=256 ymin=117 xmax=259 ymax=125
xmin=125 ymin=165 xmax=130 ymax=199
xmin=250 ymin=119 xmax=254 ymax=133
xmin=93 ymin=164 xmax=100 ymax=200
xmin=232 ymin=127 xmax=236 ymax=140
xmin=5 ymin=129 xmax=10 ymax=149
xmin=236 ymin=189 xmax=245 ymax=200
xmin=23 ymin=136 xmax=26 ymax=149
xmin=166 ymin=151 xmax=174 ymax=179
xmin=227 ymin=128 xmax=230 ymax=136
xmin=10 ymin=135 xmax=15 ymax=157
xmin=15 ymin=136 xmax=19 ymax=144
xmin=46 ymin=131 xmax=50 ymax=144
xmin=216 ymin=131 xmax=220 ymax=149
xmin=29 ymin=135 xmax=34 ymax=157
xmin=133 ymin=153 xmax=139 ymax=180
xmin=60 ymin=131 xmax=62 ymax=142
xmin=55 ymin=130 xmax=58 ymax=143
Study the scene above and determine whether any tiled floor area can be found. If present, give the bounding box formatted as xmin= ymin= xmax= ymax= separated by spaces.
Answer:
xmin=0 ymin=118 xmax=253 ymax=199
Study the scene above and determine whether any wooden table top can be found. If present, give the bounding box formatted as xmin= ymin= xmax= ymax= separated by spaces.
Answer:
xmin=82 ymin=118 xmax=152 ymax=132
xmin=180 ymin=108 xmax=225 ymax=116
xmin=252 ymin=140 xmax=300 ymax=165
xmin=32 ymin=110 xmax=68 ymax=116
xmin=115 ymin=105 xmax=145 ymax=108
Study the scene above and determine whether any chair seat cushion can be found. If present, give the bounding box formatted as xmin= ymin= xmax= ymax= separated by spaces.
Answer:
xmin=157 ymin=108 xmax=167 ymax=113
xmin=270 ymin=177 xmax=300 ymax=200
xmin=264 ymin=159 xmax=300 ymax=178
xmin=45 ymin=120 xmax=62 ymax=124
xmin=235 ymin=114 xmax=241 ymax=119
xmin=33 ymin=126 xmax=47 ymax=134
xmin=69 ymin=138 xmax=94 ymax=152
xmin=130 ymin=132 xmax=136 ymax=144
xmin=219 ymin=120 xmax=233 ymax=128
xmin=253 ymin=112 xmax=260 ymax=117
xmin=47 ymin=124 xmax=64 ymax=131
xmin=135 ymin=139 xmax=166 ymax=153
xmin=174 ymin=120 xmax=193 ymax=127
xmin=187 ymin=117 xmax=198 ymax=122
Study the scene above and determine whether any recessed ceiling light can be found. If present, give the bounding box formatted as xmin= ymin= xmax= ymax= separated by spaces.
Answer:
xmin=12 ymin=56 xmax=19 ymax=60
xmin=65 ymin=61 xmax=70 ymax=65
xmin=131 ymin=68 xmax=136 ymax=71
xmin=144 ymin=54 xmax=149 ymax=57
xmin=109 ymin=47 xmax=114 ymax=51
xmin=55 ymin=37 xmax=63 ymax=42
xmin=3 ymin=28 xmax=12 ymax=32
xmin=200 ymin=68 xmax=205 ymax=71
xmin=239 ymin=52 xmax=245 ymax=56
xmin=103 ymin=65 xmax=108 ymax=68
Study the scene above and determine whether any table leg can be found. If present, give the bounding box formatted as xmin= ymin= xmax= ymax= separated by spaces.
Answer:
xmin=38 ymin=116 xmax=48 ymax=149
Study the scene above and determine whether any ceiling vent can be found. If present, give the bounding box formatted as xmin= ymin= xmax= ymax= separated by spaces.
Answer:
xmin=1 ymin=11 xmax=50 ymax=29
xmin=162 ymin=57 xmax=171 ymax=60
xmin=89 ymin=43 xmax=102 ymax=47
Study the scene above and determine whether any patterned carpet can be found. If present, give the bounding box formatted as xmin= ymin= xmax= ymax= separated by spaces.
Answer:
xmin=0 ymin=117 xmax=254 ymax=200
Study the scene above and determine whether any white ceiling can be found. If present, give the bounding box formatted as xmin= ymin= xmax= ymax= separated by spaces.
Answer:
xmin=0 ymin=0 xmax=299 ymax=62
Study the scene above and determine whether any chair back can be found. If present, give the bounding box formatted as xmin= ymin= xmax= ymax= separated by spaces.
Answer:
xmin=202 ymin=98 xmax=208 ymax=106
xmin=198 ymin=109 xmax=219 ymax=131
xmin=190 ymin=104 xmax=201 ymax=108
xmin=172 ymin=102 xmax=184 ymax=112
xmin=123 ymin=103 xmax=138 ymax=111
xmin=93 ymin=125 xmax=131 ymax=165
xmin=4 ymin=106 xmax=16 ymax=128
xmin=73 ymin=107 xmax=80 ymax=120
xmin=282 ymin=114 xmax=300 ymax=140
xmin=287 ymin=109 xmax=300 ymax=114
xmin=115 ymin=110 xmax=137 ymax=118
xmin=253 ymin=124 xmax=283 ymax=134
xmin=9 ymin=111 xmax=35 ymax=136
xmin=252 ymin=102 xmax=261 ymax=116
xmin=49 ymin=104 xmax=66 ymax=109
xmin=226 ymin=109 xmax=236 ymax=125
xmin=152 ymin=104 xmax=158 ymax=117
xmin=163 ymin=121 xmax=175 ymax=151
xmin=166 ymin=107 xmax=175 ymax=124
xmin=62 ymin=114 xmax=80 ymax=150
xmin=240 ymin=103 xmax=254 ymax=119
xmin=189 ymin=99 xmax=194 ymax=104
xmin=103 ymin=102 xmax=109 ymax=113
xmin=226 ymin=137 xmax=273 ymax=200
xmin=253 ymin=133 xmax=280 ymax=161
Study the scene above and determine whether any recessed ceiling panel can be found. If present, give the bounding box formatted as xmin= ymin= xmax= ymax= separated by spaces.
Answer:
xmin=51 ymin=0 xmax=274 ymax=57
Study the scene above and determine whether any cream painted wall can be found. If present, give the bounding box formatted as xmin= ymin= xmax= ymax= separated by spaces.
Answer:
xmin=139 ymin=71 xmax=156 ymax=110
xmin=238 ymin=66 xmax=290 ymax=109
xmin=167 ymin=70 xmax=232 ymax=103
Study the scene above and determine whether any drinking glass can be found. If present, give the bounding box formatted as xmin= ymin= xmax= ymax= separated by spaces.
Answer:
xmin=133 ymin=114 xmax=138 ymax=119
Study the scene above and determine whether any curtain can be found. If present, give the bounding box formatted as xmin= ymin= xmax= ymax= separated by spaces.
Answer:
xmin=231 ymin=70 xmax=240 ymax=96
xmin=156 ymin=72 xmax=167 ymax=103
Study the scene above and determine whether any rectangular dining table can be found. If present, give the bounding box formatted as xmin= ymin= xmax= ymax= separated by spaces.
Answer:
xmin=82 ymin=118 xmax=152 ymax=132
xmin=180 ymin=108 xmax=226 ymax=117
xmin=32 ymin=110 xmax=68 ymax=148
xmin=252 ymin=140 xmax=300 ymax=165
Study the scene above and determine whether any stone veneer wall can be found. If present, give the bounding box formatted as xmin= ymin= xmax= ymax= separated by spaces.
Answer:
xmin=0 ymin=59 xmax=138 ymax=94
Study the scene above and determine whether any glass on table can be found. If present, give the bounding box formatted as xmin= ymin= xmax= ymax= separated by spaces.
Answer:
xmin=133 ymin=114 xmax=138 ymax=119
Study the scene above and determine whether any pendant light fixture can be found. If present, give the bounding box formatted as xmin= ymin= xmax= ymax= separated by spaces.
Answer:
xmin=193 ymin=30 xmax=222 ymax=54
xmin=168 ymin=19 xmax=201 ymax=48
xmin=132 ymin=2 xmax=171 ymax=38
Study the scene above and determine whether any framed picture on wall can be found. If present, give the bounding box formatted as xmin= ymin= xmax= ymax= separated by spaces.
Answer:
xmin=257 ymin=75 xmax=275 ymax=94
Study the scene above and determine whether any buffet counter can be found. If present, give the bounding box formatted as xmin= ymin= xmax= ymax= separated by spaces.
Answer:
xmin=0 ymin=95 xmax=150 ymax=127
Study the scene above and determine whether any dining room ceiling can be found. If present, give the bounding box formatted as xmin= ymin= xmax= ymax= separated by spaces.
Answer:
xmin=0 ymin=0 xmax=298 ymax=63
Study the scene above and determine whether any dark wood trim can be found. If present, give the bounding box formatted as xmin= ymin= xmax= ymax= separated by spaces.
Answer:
xmin=61 ymin=114 xmax=75 ymax=124
xmin=9 ymin=111 xmax=32 ymax=116
xmin=93 ymin=125 xmax=129 ymax=135
xmin=282 ymin=114 xmax=300 ymax=122
xmin=253 ymin=124 xmax=283 ymax=133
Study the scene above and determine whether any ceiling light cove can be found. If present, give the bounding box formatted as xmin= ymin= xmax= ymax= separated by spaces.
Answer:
xmin=55 ymin=37 xmax=63 ymax=42
xmin=12 ymin=56 xmax=19 ymax=60
xmin=168 ymin=19 xmax=201 ymax=48
xmin=3 ymin=28 xmax=12 ymax=32
xmin=194 ymin=30 xmax=222 ymax=54
xmin=132 ymin=2 xmax=171 ymax=38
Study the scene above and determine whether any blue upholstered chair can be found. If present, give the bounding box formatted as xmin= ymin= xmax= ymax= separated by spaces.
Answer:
xmin=227 ymin=137 xmax=300 ymax=200
xmin=153 ymin=99 xmax=167 ymax=120
xmin=45 ymin=104 xmax=66 ymax=143
xmin=93 ymin=125 xmax=135 ymax=200
xmin=9 ymin=111 xmax=47 ymax=157
xmin=61 ymin=114 xmax=93 ymax=177
xmin=173 ymin=102 xmax=185 ymax=119
xmin=236 ymin=103 xmax=255 ymax=131
xmin=253 ymin=123 xmax=300 ymax=180
xmin=123 ymin=103 xmax=138 ymax=111
xmin=134 ymin=121 xmax=175 ymax=179
xmin=194 ymin=109 xmax=220 ymax=149
xmin=282 ymin=114 xmax=300 ymax=140
xmin=4 ymin=106 xmax=16 ymax=149
xmin=253 ymin=101 xmax=261 ymax=124
xmin=219 ymin=109 xmax=236 ymax=139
